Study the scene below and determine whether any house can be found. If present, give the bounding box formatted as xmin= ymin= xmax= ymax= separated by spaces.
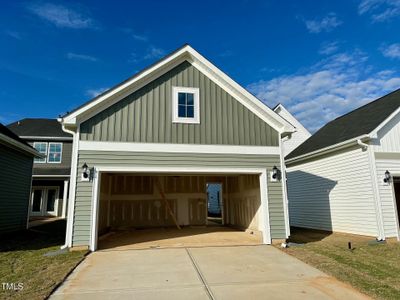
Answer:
xmin=273 ymin=104 xmax=311 ymax=156
xmin=59 ymin=44 xmax=295 ymax=251
xmin=0 ymin=123 xmax=41 ymax=233
xmin=8 ymin=119 xmax=72 ymax=219
xmin=286 ymin=89 xmax=400 ymax=241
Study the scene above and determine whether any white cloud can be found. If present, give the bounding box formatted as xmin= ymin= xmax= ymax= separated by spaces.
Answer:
xmin=304 ymin=13 xmax=342 ymax=33
xmin=381 ymin=43 xmax=400 ymax=58
xmin=86 ymin=87 xmax=108 ymax=98
xmin=319 ymin=41 xmax=339 ymax=55
xmin=28 ymin=3 xmax=94 ymax=29
xmin=358 ymin=0 xmax=400 ymax=22
xmin=132 ymin=34 xmax=148 ymax=42
xmin=67 ymin=52 xmax=97 ymax=62
xmin=248 ymin=50 xmax=400 ymax=132
xmin=144 ymin=46 xmax=165 ymax=60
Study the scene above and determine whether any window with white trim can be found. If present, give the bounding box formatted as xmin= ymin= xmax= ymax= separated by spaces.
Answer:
xmin=48 ymin=143 xmax=62 ymax=163
xmin=172 ymin=87 xmax=200 ymax=124
xmin=33 ymin=142 xmax=47 ymax=163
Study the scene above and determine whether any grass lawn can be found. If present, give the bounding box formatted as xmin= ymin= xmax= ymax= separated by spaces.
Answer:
xmin=280 ymin=227 xmax=400 ymax=300
xmin=0 ymin=220 xmax=87 ymax=300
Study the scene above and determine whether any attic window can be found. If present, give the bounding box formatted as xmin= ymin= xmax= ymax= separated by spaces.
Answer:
xmin=172 ymin=87 xmax=200 ymax=124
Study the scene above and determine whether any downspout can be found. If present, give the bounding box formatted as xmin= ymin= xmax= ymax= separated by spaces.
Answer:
xmin=59 ymin=120 xmax=77 ymax=250
xmin=357 ymin=138 xmax=385 ymax=240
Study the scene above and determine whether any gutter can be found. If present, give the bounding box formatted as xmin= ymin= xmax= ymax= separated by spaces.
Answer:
xmin=286 ymin=134 xmax=371 ymax=165
xmin=58 ymin=119 xmax=77 ymax=250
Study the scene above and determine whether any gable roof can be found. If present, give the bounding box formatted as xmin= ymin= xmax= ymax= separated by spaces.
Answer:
xmin=60 ymin=44 xmax=294 ymax=134
xmin=286 ymin=88 xmax=400 ymax=161
xmin=0 ymin=123 xmax=41 ymax=157
xmin=7 ymin=118 xmax=72 ymax=139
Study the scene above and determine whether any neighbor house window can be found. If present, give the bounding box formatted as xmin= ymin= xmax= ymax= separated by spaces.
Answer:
xmin=48 ymin=143 xmax=62 ymax=163
xmin=172 ymin=87 xmax=200 ymax=124
xmin=33 ymin=142 xmax=47 ymax=163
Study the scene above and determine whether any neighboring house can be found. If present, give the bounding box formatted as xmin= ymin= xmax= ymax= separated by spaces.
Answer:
xmin=8 ymin=119 xmax=72 ymax=219
xmin=273 ymin=104 xmax=311 ymax=156
xmin=0 ymin=123 xmax=41 ymax=233
xmin=59 ymin=44 xmax=294 ymax=251
xmin=286 ymin=89 xmax=400 ymax=241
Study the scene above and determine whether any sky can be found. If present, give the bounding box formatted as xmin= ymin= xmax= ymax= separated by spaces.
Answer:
xmin=1 ymin=0 xmax=400 ymax=132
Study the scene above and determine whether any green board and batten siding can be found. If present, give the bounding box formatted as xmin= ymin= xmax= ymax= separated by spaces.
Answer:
xmin=80 ymin=61 xmax=279 ymax=146
xmin=0 ymin=145 xmax=33 ymax=233
xmin=72 ymin=151 xmax=285 ymax=246
xmin=72 ymin=60 xmax=285 ymax=246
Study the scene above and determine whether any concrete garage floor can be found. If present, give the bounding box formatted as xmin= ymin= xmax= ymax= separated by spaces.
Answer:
xmin=51 ymin=246 xmax=369 ymax=300
xmin=98 ymin=227 xmax=263 ymax=250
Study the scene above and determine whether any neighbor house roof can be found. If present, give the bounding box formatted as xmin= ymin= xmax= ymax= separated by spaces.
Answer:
xmin=0 ymin=123 xmax=42 ymax=157
xmin=60 ymin=44 xmax=294 ymax=134
xmin=286 ymin=88 xmax=400 ymax=161
xmin=7 ymin=118 xmax=72 ymax=139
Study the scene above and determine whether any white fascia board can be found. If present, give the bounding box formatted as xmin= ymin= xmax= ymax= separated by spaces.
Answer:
xmin=370 ymin=106 xmax=400 ymax=139
xmin=273 ymin=104 xmax=311 ymax=136
xmin=79 ymin=141 xmax=280 ymax=155
xmin=62 ymin=48 xmax=190 ymax=124
xmin=286 ymin=134 xmax=371 ymax=165
xmin=61 ymin=45 xmax=294 ymax=134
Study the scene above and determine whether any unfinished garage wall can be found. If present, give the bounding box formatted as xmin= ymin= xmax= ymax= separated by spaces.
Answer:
xmin=97 ymin=174 xmax=233 ymax=230
xmin=225 ymin=175 xmax=261 ymax=232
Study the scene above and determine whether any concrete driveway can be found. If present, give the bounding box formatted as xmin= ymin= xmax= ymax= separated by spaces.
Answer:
xmin=51 ymin=246 xmax=369 ymax=300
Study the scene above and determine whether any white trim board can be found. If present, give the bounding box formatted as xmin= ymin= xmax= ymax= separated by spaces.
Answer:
xmin=79 ymin=141 xmax=280 ymax=155
xmin=61 ymin=45 xmax=294 ymax=134
xmin=89 ymin=166 xmax=271 ymax=251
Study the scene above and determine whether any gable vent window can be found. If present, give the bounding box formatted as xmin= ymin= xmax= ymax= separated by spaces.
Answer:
xmin=172 ymin=87 xmax=200 ymax=124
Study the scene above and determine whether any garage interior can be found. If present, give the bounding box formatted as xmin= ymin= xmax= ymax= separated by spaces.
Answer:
xmin=97 ymin=173 xmax=264 ymax=250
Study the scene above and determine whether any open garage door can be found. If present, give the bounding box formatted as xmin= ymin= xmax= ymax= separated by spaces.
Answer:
xmin=91 ymin=171 xmax=269 ymax=250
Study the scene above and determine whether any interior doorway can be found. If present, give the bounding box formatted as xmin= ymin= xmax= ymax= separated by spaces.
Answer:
xmin=206 ymin=183 xmax=223 ymax=225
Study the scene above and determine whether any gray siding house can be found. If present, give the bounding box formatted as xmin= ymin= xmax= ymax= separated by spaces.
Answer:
xmin=59 ymin=45 xmax=294 ymax=251
xmin=8 ymin=119 xmax=72 ymax=219
xmin=287 ymin=89 xmax=400 ymax=241
xmin=0 ymin=123 xmax=41 ymax=233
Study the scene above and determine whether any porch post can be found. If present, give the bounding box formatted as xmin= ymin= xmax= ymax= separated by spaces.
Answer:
xmin=62 ymin=180 xmax=69 ymax=218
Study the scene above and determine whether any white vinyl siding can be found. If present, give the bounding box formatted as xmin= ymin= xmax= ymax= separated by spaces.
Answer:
xmin=287 ymin=146 xmax=379 ymax=236
xmin=374 ymin=158 xmax=400 ymax=238
xmin=372 ymin=112 xmax=400 ymax=152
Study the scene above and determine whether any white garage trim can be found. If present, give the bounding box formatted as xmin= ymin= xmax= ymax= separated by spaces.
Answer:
xmin=89 ymin=166 xmax=271 ymax=251
xmin=79 ymin=141 xmax=280 ymax=155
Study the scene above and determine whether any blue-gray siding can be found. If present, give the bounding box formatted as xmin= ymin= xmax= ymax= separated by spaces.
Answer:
xmin=0 ymin=145 xmax=33 ymax=233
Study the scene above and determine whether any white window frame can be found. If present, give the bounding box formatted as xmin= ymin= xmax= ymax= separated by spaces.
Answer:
xmin=47 ymin=142 xmax=63 ymax=164
xmin=33 ymin=142 xmax=48 ymax=164
xmin=172 ymin=86 xmax=200 ymax=124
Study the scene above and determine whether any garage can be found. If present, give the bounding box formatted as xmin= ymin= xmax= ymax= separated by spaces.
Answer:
xmin=94 ymin=172 xmax=267 ymax=250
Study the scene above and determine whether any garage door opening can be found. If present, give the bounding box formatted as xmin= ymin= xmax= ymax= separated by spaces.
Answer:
xmin=96 ymin=173 xmax=265 ymax=250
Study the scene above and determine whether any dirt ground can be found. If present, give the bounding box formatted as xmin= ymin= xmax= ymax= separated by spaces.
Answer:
xmin=98 ymin=226 xmax=263 ymax=250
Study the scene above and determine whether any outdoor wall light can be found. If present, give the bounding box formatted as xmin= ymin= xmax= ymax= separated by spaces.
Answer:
xmin=383 ymin=170 xmax=391 ymax=183
xmin=81 ymin=162 xmax=90 ymax=181
xmin=272 ymin=166 xmax=278 ymax=180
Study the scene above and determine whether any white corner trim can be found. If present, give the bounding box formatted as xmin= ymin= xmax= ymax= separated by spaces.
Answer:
xmin=89 ymin=165 xmax=271 ymax=251
xmin=172 ymin=86 xmax=200 ymax=124
xmin=78 ymin=141 xmax=280 ymax=155
xmin=367 ymin=146 xmax=385 ymax=240
xmin=61 ymin=45 xmax=294 ymax=134
xmin=279 ymin=137 xmax=290 ymax=238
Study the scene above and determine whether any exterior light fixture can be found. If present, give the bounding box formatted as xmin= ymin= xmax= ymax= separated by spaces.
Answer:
xmin=81 ymin=163 xmax=90 ymax=181
xmin=383 ymin=170 xmax=391 ymax=183
xmin=272 ymin=166 xmax=278 ymax=180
